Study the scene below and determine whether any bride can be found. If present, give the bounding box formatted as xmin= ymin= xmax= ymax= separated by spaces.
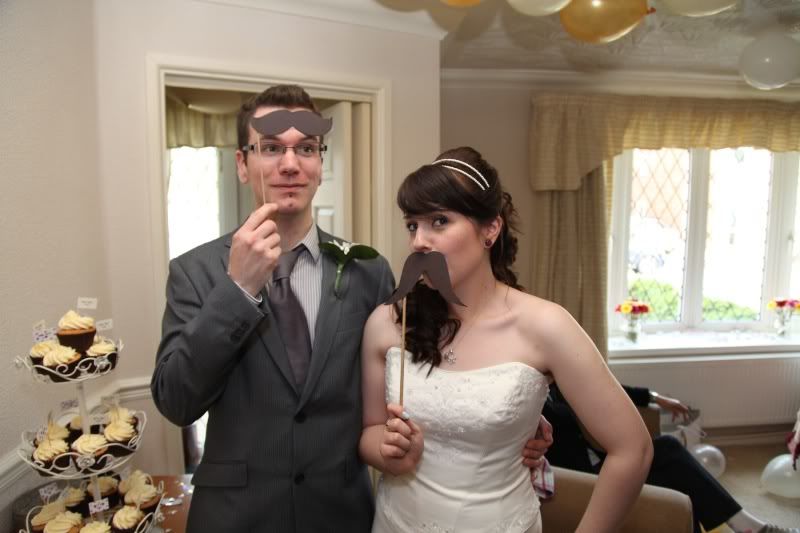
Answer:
xmin=359 ymin=147 xmax=653 ymax=532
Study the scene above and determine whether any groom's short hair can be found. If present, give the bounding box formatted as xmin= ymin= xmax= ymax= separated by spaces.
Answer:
xmin=236 ymin=84 xmax=321 ymax=158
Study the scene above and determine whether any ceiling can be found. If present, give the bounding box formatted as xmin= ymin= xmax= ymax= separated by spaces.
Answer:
xmin=201 ymin=0 xmax=800 ymax=87
xmin=439 ymin=0 xmax=800 ymax=76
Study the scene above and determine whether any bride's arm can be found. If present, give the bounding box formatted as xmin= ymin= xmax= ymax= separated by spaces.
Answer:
xmin=358 ymin=305 xmax=423 ymax=476
xmin=534 ymin=303 xmax=653 ymax=533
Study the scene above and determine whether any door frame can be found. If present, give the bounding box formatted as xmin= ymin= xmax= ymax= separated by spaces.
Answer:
xmin=145 ymin=53 xmax=392 ymax=473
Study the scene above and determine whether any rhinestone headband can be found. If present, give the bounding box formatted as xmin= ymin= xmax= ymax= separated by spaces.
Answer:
xmin=432 ymin=158 xmax=490 ymax=191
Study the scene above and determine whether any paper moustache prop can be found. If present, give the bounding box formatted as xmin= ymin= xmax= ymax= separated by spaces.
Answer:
xmin=251 ymin=109 xmax=333 ymax=137
xmin=384 ymin=251 xmax=465 ymax=307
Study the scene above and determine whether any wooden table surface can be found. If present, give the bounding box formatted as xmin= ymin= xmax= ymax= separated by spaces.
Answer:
xmin=152 ymin=474 xmax=193 ymax=532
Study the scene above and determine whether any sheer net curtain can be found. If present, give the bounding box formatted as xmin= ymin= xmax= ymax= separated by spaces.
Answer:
xmin=528 ymin=93 xmax=800 ymax=359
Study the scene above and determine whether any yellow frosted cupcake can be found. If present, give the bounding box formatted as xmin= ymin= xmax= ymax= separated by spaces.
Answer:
xmin=103 ymin=420 xmax=136 ymax=456
xmin=87 ymin=475 xmax=120 ymax=507
xmin=110 ymin=506 xmax=144 ymax=533
xmin=70 ymin=434 xmax=109 ymax=472
xmin=79 ymin=522 xmax=110 ymax=533
xmin=86 ymin=337 xmax=118 ymax=370
xmin=35 ymin=420 xmax=70 ymax=446
xmin=30 ymin=340 xmax=59 ymax=375
xmin=32 ymin=438 xmax=70 ymax=475
xmin=30 ymin=499 xmax=66 ymax=532
xmin=123 ymin=483 xmax=161 ymax=514
xmin=43 ymin=511 xmax=83 ymax=533
xmin=117 ymin=470 xmax=151 ymax=498
xmin=56 ymin=310 xmax=96 ymax=353
xmin=42 ymin=345 xmax=81 ymax=382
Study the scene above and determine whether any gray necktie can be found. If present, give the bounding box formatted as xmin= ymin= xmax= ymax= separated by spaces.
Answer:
xmin=268 ymin=245 xmax=312 ymax=388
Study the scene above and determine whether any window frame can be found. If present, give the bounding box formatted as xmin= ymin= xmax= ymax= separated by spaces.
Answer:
xmin=608 ymin=148 xmax=800 ymax=352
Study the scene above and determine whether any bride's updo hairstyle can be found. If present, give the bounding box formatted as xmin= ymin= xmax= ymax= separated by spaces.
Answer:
xmin=394 ymin=146 xmax=522 ymax=368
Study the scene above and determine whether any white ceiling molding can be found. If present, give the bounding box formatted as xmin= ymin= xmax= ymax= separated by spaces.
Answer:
xmin=195 ymin=0 xmax=461 ymax=39
xmin=441 ymin=68 xmax=800 ymax=101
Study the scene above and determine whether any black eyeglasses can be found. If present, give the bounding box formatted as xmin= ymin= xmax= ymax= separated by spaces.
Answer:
xmin=241 ymin=141 xmax=328 ymax=159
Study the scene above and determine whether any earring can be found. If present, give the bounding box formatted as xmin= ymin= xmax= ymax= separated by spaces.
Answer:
xmin=485 ymin=239 xmax=493 ymax=248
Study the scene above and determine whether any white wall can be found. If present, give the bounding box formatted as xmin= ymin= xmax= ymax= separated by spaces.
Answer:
xmin=441 ymin=85 xmax=534 ymax=290
xmin=1 ymin=0 xmax=441 ymax=528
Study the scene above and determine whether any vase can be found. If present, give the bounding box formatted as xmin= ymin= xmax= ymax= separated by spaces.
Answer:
xmin=622 ymin=314 xmax=642 ymax=343
xmin=773 ymin=309 xmax=793 ymax=336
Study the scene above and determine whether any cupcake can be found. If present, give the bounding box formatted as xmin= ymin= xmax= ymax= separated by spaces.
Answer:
xmin=103 ymin=421 xmax=136 ymax=456
xmin=56 ymin=310 xmax=96 ymax=353
xmin=63 ymin=486 xmax=89 ymax=518
xmin=32 ymin=438 xmax=70 ymax=475
xmin=87 ymin=476 xmax=120 ymax=508
xmin=41 ymin=345 xmax=81 ymax=382
xmin=43 ymin=511 xmax=83 ymax=533
xmin=35 ymin=420 xmax=70 ymax=446
xmin=79 ymin=522 xmax=110 ymax=533
xmin=117 ymin=470 xmax=151 ymax=498
xmin=30 ymin=499 xmax=66 ymax=532
xmin=68 ymin=416 xmax=102 ymax=442
xmin=30 ymin=340 xmax=59 ymax=374
xmin=123 ymin=483 xmax=161 ymax=514
xmin=86 ymin=337 xmax=118 ymax=371
xmin=110 ymin=506 xmax=143 ymax=533
xmin=106 ymin=406 xmax=136 ymax=427
xmin=70 ymin=434 xmax=109 ymax=472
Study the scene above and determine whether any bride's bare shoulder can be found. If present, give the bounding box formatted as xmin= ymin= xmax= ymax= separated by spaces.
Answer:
xmin=364 ymin=302 xmax=401 ymax=351
xmin=508 ymin=289 xmax=576 ymax=337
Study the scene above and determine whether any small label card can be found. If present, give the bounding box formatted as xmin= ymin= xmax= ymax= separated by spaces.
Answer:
xmin=35 ymin=428 xmax=48 ymax=443
xmin=39 ymin=482 xmax=60 ymax=501
xmin=96 ymin=319 xmax=113 ymax=332
xmin=32 ymin=327 xmax=57 ymax=343
xmin=60 ymin=399 xmax=79 ymax=411
xmin=89 ymin=498 xmax=110 ymax=514
xmin=77 ymin=297 xmax=98 ymax=310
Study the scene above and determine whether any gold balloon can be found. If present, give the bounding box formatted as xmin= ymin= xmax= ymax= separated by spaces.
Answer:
xmin=441 ymin=0 xmax=483 ymax=6
xmin=560 ymin=0 xmax=651 ymax=44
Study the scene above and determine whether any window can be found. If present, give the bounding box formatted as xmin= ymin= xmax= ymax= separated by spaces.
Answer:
xmin=608 ymin=147 xmax=800 ymax=348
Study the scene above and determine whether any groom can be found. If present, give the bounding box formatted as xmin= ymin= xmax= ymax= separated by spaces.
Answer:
xmin=151 ymin=84 xmax=395 ymax=532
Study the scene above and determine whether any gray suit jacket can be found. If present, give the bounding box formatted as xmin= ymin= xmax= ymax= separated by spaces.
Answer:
xmin=151 ymin=227 xmax=394 ymax=532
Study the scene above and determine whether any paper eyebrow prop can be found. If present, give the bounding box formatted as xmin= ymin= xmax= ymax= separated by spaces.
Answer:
xmin=384 ymin=251 xmax=465 ymax=405
xmin=251 ymin=109 xmax=333 ymax=137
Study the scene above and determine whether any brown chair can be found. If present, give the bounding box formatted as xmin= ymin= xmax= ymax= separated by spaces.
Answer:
xmin=541 ymin=403 xmax=694 ymax=532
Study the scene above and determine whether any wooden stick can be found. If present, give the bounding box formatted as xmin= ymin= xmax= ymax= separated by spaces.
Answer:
xmin=399 ymin=296 xmax=407 ymax=406
xmin=257 ymin=139 xmax=266 ymax=206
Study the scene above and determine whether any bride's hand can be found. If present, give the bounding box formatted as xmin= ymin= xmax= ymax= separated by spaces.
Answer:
xmin=380 ymin=403 xmax=424 ymax=476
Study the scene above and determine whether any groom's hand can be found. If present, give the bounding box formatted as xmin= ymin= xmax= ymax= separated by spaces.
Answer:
xmin=228 ymin=203 xmax=281 ymax=297
xmin=522 ymin=415 xmax=553 ymax=469
xmin=380 ymin=403 xmax=424 ymax=476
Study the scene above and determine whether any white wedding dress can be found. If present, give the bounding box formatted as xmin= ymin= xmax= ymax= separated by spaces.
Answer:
xmin=373 ymin=347 xmax=550 ymax=533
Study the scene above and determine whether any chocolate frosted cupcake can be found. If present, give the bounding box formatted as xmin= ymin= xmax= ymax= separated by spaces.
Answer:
xmin=32 ymin=438 xmax=70 ymax=475
xmin=63 ymin=486 xmax=89 ymax=518
xmin=123 ymin=483 xmax=161 ymax=514
xmin=87 ymin=475 xmax=120 ymax=508
xmin=103 ymin=421 xmax=136 ymax=456
xmin=110 ymin=506 xmax=143 ymax=533
xmin=79 ymin=522 xmax=110 ymax=533
xmin=86 ymin=337 xmax=118 ymax=371
xmin=56 ymin=310 xmax=96 ymax=353
xmin=70 ymin=434 xmax=109 ymax=472
xmin=42 ymin=345 xmax=81 ymax=382
xmin=43 ymin=511 xmax=83 ymax=533
xmin=30 ymin=499 xmax=66 ymax=532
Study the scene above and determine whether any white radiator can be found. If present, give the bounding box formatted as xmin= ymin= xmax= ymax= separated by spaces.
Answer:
xmin=609 ymin=354 xmax=800 ymax=428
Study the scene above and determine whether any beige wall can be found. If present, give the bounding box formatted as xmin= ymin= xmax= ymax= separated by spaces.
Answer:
xmin=440 ymin=85 xmax=534 ymax=290
xmin=1 ymin=0 xmax=441 ymax=528
xmin=0 ymin=0 xmax=111 ymax=528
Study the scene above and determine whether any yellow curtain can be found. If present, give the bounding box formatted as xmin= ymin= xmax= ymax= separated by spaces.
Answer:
xmin=528 ymin=93 xmax=800 ymax=357
xmin=165 ymin=98 xmax=237 ymax=149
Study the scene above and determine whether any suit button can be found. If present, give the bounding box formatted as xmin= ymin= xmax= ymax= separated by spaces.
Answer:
xmin=294 ymin=411 xmax=306 ymax=423
xmin=294 ymin=473 xmax=305 ymax=484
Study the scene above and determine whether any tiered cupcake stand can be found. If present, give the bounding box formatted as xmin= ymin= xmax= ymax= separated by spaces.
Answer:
xmin=14 ymin=344 xmax=165 ymax=532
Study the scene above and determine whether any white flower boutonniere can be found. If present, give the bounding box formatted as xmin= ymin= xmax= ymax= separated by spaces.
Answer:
xmin=319 ymin=240 xmax=379 ymax=298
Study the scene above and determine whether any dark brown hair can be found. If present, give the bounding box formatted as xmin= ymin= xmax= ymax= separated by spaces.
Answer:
xmin=394 ymin=146 xmax=522 ymax=368
xmin=236 ymin=84 xmax=320 ymax=160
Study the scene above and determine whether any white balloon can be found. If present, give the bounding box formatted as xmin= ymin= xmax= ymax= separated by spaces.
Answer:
xmin=690 ymin=444 xmax=726 ymax=479
xmin=507 ymin=0 xmax=572 ymax=17
xmin=739 ymin=32 xmax=800 ymax=91
xmin=761 ymin=454 xmax=800 ymax=498
xmin=660 ymin=0 xmax=736 ymax=17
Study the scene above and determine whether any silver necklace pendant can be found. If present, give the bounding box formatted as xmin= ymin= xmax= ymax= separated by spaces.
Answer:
xmin=443 ymin=348 xmax=457 ymax=365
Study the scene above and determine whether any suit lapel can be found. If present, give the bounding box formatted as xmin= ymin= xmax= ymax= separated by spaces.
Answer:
xmin=222 ymin=233 xmax=300 ymax=396
xmin=299 ymin=230 xmax=345 ymax=407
